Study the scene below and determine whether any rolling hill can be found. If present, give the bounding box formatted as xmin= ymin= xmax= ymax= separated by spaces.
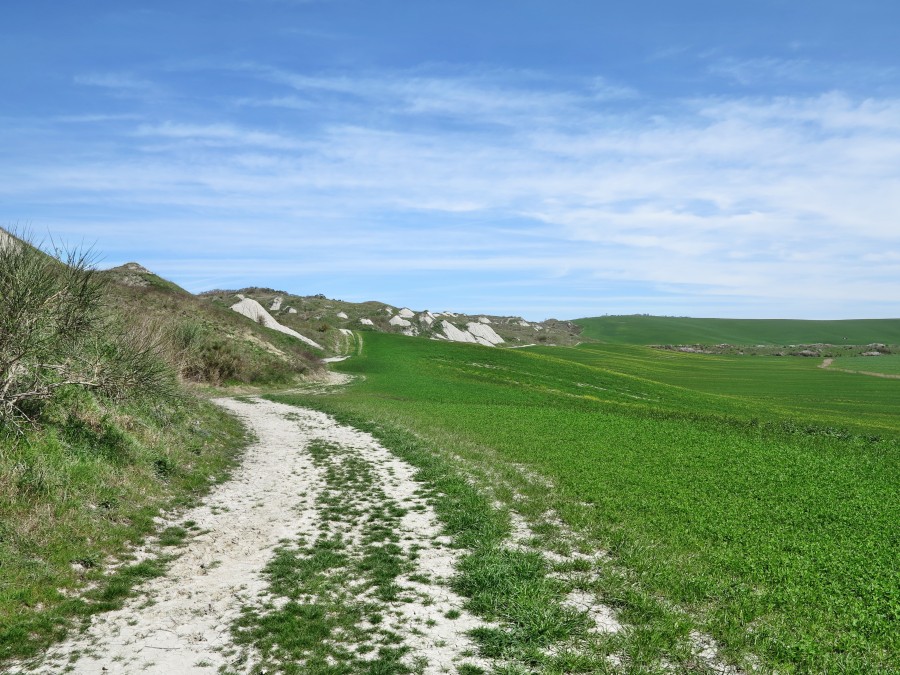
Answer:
xmin=575 ymin=314 xmax=900 ymax=346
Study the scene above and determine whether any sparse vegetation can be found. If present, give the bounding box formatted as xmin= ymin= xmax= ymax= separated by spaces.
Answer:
xmin=105 ymin=271 xmax=320 ymax=386
xmin=199 ymin=287 xmax=584 ymax=353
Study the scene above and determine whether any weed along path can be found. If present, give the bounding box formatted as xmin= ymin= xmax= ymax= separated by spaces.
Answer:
xmin=16 ymin=398 xmax=486 ymax=674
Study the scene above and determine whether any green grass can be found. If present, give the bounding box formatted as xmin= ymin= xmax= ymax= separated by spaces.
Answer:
xmin=0 ymin=387 xmax=247 ymax=664
xmin=575 ymin=314 xmax=900 ymax=346
xmin=830 ymin=354 xmax=900 ymax=375
xmin=262 ymin=401 xmax=629 ymax=673
xmin=279 ymin=331 xmax=899 ymax=674
xmin=530 ymin=342 xmax=900 ymax=437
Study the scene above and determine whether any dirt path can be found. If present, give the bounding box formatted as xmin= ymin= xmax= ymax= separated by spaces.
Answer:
xmin=819 ymin=357 xmax=900 ymax=379
xmin=15 ymin=398 xmax=485 ymax=674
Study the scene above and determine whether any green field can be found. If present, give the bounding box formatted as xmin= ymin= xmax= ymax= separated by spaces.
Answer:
xmin=830 ymin=354 xmax=900 ymax=376
xmin=533 ymin=343 xmax=900 ymax=437
xmin=576 ymin=315 xmax=900 ymax=346
xmin=279 ymin=331 xmax=899 ymax=673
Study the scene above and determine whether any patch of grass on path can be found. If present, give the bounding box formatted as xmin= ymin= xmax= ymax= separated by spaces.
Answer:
xmin=226 ymin=439 xmax=418 ymax=673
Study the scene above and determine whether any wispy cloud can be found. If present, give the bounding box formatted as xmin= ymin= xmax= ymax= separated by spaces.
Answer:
xmin=707 ymin=57 xmax=814 ymax=85
xmin=8 ymin=66 xmax=900 ymax=317
xmin=134 ymin=122 xmax=307 ymax=149
xmin=55 ymin=113 xmax=144 ymax=123
xmin=706 ymin=56 xmax=898 ymax=89
xmin=245 ymin=66 xmax=638 ymax=127
xmin=74 ymin=72 xmax=161 ymax=95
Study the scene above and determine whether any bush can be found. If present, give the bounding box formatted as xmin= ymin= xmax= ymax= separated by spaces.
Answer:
xmin=0 ymin=229 xmax=174 ymax=430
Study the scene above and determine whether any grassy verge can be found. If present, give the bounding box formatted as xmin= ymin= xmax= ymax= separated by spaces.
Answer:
xmin=270 ymin=332 xmax=899 ymax=674
xmin=0 ymin=387 xmax=247 ymax=664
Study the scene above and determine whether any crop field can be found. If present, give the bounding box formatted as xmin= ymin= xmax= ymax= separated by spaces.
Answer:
xmin=534 ymin=343 xmax=900 ymax=437
xmin=829 ymin=354 xmax=900 ymax=376
xmin=276 ymin=331 xmax=899 ymax=673
xmin=576 ymin=315 xmax=900 ymax=346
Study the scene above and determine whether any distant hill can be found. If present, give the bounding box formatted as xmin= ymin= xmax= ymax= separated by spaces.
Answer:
xmin=574 ymin=315 xmax=900 ymax=346
xmin=199 ymin=288 xmax=583 ymax=351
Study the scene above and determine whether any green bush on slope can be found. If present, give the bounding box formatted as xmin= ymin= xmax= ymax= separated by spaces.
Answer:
xmin=0 ymin=232 xmax=174 ymax=429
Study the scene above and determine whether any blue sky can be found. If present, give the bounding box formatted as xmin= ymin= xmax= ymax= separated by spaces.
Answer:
xmin=3 ymin=1 xmax=899 ymax=319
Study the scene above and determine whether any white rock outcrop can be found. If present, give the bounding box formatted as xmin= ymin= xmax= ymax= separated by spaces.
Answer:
xmin=477 ymin=316 xmax=491 ymax=324
xmin=467 ymin=322 xmax=504 ymax=345
xmin=419 ymin=311 xmax=435 ymax=326
xmin=359 ymin=318 xmax=374 ymax=326
xmin=230 ymin=298 xmax=324 ymax=350
xmin=440 ymin=321 xmax=478 ymax=344
xmin=269 ymin=297 xmax=282 ymax=311
xmin=389 ymin=315 xmax=412 ymax=327
xmin=336 ymin=311 xmax=349 ymax=319
xmin=436 ymin=320 xmax=504 ymax=347
xmin=398 ymin=308 xmax=415 ymax=319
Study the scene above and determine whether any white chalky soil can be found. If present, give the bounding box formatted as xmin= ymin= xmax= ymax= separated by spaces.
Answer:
xmin=13 ymin=398 xmax=485 ymax=674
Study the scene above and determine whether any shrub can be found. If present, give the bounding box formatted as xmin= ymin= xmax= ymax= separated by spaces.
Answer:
xmin=0 ymin=229 xmax=174 ymax=430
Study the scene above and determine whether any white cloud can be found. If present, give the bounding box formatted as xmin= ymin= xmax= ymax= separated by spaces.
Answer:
xmin=74 ymin=72 xmax=160 ymax=95
xmin=134 ymin=122 xmax=306 ymax=149
xmin=9 ymin=67 xmax=900 ymax=317
xmin=706 ymin=56 xmax=898 ymax=89
xmin=707 ymin=57 xmax=814 ymax=86
xmin=250 ymin=66 xmax=636 ymax=126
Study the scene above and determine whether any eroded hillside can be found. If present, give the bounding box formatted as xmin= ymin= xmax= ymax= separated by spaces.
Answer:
xmin=200 ymin=287 xmax=584 ymax=355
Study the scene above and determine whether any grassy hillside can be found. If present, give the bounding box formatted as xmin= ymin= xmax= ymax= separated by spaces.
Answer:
xmin=576 ymin=314 xmax=900 ymax=346
xmin=104 ymin=265 xmax=322 ymax=385
xmin=278 ymin=332 xmax=899 ymax=673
